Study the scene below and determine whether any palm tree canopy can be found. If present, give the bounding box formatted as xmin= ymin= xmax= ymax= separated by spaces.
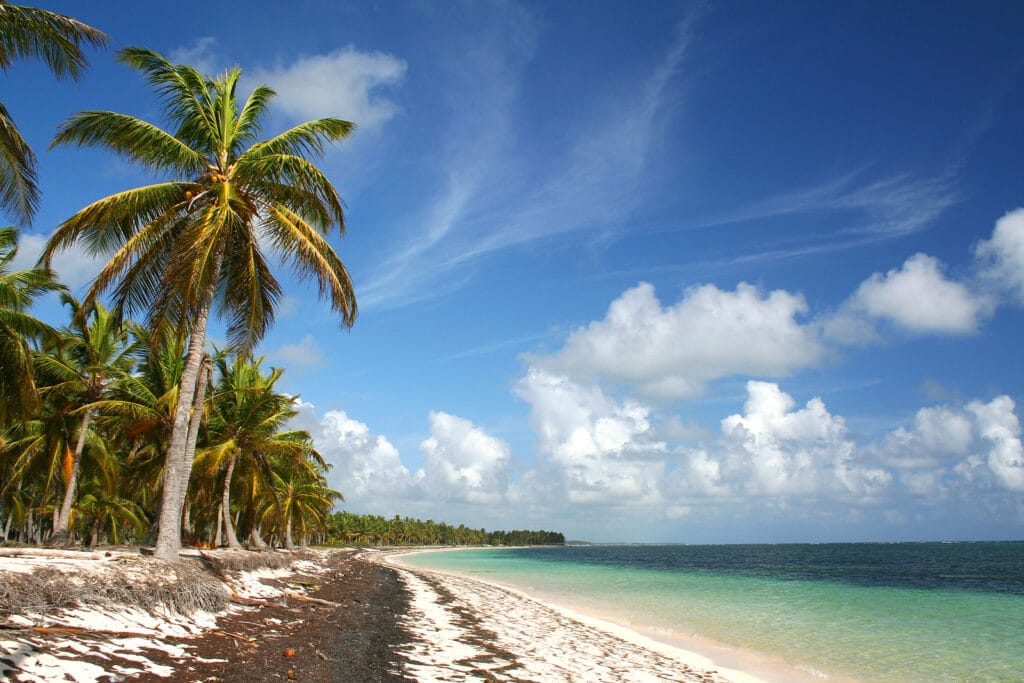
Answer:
xmin=0 ymin=226 xmax=63 ymax=424
xmin=0 ymin=2 xmax=107 ymax=224
xmin=42 ymin=47 xmax=357 ymax=351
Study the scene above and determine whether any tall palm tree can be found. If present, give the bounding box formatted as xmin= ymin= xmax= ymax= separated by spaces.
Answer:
xmin=0 ymin=226 xmax=62 ymax=425
xmin=41 ymin=48 xmax=357 ymax=562
xmin=0 ymin=2 xmax=106 ymax=224
xmin=36 ymin=295 xmax=136 ymax=544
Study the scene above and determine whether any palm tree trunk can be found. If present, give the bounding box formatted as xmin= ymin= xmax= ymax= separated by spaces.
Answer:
xmin=214 ymin=501 xmax=223 ymax=547
xmin=221 ymin=453 xmax=242 ymax=549
xmin=250 ymin=524 xmax=268 ymax=549
xmin=154 ymin=254 xmax=222 ymax=563
xmin=181 ymin=497 xmax=191 ymax=544
xmin=285 ymin=516 xmax=294 ymax=550
xmin=53 ymin=407 xmax=93 ymax=545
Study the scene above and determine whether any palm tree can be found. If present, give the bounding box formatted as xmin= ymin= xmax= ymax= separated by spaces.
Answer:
xmin=41 ymin=48 xmax=357 ymax=562
xmin=0 ymin=226 xmax=62 ymax=425
xmin=197 ymin=354 xmax=318 ymax=549
xmin=36 ymin=295 xmax=136 ymax=544
xmin=262 ymin=460 xmax=340 ymax=549
xmin=0 ymin=2 xmax=106 ymax=224
xmin=96 ymin=325 xmax=186 ymax=515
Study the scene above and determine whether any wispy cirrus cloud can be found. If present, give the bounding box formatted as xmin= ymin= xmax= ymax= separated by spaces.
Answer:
xmin=359 ymin=9 xmax=701 ymax=309
xmin=692 ymin=170 xmax=961 ymax=239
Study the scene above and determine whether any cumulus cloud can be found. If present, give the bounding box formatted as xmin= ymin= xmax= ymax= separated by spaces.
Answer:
xmin=292 ymin=403 xmax=519 ymax=510
xmin=169 ymin=37 xmax=406 ymax=130
xmin=976 ymin=208 xmax=1024 ymax=304
xmin=291 ymin=401 xmax=412 ymax=502
xmin=871 ymin=396 xmax=1024 ymax=495
xmin=716 ymin=381 xmax=891 ymax=499
xmin=968 ymin=396 xmax=1024 ymax=492
xmin=514 ymin=367 xmax=666 ymax=505
xmin=417 ymin=412 xmax=513 ymax=504
xmin=249 ymin=47 xmax=406 ymax=128
xmin=539 ymin=282 xmax=823 ymax=400
xmin=844 ymin=253 xmax=989 ymax=334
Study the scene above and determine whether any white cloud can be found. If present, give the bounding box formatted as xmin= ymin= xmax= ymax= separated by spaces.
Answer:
xmin=417 ymin=412 xmax=512 ymax=504
xmin=976 ymin=208 xmax=1024 ymax=304
xmin=169 ymin=38 xmax=406 ymax=129
xmin=292 ymin=401 xmax=412 ymax=502
xmin=540 ymin=282 xmax=823 ymax=399
xmin=514 ymin=367 xmax=666 ymax=505
xmin=716 ymin=381 xmax=891 ymax=499
xmin=169 ymin=37 xmax=222 ymax=75
xmin=968 ymin=396 xmax=1024 ymax=492
xmin=249 ymin=47 xmax=406 ymax=128
xmin=845 ymin=253 xmax=988 ymax=334
xmin=11 ymin=231 xmax=104 ymax=292
xmin=269 ymin=333 xmax=324 ymax=367
xmin=872 ymin=396 xmax=1024 ymax=495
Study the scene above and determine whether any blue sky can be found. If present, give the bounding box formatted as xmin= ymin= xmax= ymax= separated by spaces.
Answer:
xmin=8 ymin=1 xmax=1024 ymax=542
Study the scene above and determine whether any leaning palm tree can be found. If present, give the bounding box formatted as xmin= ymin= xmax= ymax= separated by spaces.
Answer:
xmin=0 ymin=226 xmax=62 ymax=425
xmin=0 ymin=2 xmax=106 ymax=223
xmin=41 ymin=48 xmax=357 ymax=562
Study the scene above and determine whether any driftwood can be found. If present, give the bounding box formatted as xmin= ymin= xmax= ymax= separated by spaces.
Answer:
xmin=212 ymin=629 xmax=256 ymax=644
xmin=283 ymin=590 xmax=337 ymax=607
xmin=229 ymin=595 xmax=275 ymax=607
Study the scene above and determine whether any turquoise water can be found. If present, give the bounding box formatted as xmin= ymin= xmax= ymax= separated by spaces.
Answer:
xmin=401 ymin=544 xmax=1024 ymax=682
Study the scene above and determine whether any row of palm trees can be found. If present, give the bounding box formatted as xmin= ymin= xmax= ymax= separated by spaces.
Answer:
xmin=325 ymin=511 xmax=566 ymax=547
xmin=0 ymin=247 xmax=340 ymax=549
xmin=0 ymin=4 xmax=356 ymax=561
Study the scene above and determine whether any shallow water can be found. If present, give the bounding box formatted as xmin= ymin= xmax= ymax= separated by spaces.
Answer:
xmin=402 ymin=543 xmax=1024 ymax=682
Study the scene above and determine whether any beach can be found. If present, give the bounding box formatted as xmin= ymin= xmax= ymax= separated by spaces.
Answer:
xmin=0 ymin=547 xmax=758 ymax=682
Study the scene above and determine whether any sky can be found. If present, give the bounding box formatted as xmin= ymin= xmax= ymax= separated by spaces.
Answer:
xmin=6 ymin=1 xmax=1024 ymax=543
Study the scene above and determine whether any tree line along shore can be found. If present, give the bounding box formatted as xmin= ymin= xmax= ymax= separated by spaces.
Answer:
xmin=0 ymin=5 xmax=562 ymax=559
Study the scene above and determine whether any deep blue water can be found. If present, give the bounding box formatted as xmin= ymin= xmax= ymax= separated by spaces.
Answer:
xmin=510 ymin=541 xmax=1024 ymax=595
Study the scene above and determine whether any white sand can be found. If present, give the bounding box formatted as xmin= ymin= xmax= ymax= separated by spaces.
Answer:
xmin=384 ymin=550 xmax=769 ymax=683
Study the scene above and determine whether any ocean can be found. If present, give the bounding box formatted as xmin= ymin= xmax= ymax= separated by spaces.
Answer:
xmin=401 ymin=542 xmax=1024 ymax=682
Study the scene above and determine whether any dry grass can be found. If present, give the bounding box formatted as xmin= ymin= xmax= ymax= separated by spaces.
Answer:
xmin=0 ymin=560 xmax=228 ymax=619
xmin=195 ymin=548 xmax=303 ymax=575
xmin=0 ymin=548 xmax=319 ymax=623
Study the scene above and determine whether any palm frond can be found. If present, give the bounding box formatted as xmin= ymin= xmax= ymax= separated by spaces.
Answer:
xmin=243 ymin=118 xmax=354 ymax=163
xmin=0 ymin=3 xmax=107 ymax=79
xmin=265 ymin=204 xmax=357 ymax=327
xmin=52 ymin=111 xmax=204 ymax=174
xmin=0 ymin=100 xmax=38 ymax=223
xmin=115 ymin=47 xmax=218 ymax=150
xmin=236 ymin=153 xmax=346 ymax=228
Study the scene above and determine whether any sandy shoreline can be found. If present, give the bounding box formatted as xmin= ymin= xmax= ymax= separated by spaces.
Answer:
xmin=1 ymin=547 xmax=775 ymax=682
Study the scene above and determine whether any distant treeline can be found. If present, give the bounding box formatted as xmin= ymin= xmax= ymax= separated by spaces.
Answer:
xmin=324 ymin=511 xmax=564 ymax=547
